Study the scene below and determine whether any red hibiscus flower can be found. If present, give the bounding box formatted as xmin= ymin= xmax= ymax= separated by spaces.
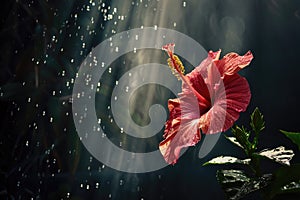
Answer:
xmin=159 ymin=43 xmax=253 ymax=165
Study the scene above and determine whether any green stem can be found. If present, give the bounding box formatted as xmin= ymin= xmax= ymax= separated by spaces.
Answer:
xmin=250 ymin=155 xmax=261 ymax=177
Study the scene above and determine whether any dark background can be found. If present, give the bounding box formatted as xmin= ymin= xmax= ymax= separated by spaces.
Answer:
xmin=1 ymin=0 xmax=300 ymax=199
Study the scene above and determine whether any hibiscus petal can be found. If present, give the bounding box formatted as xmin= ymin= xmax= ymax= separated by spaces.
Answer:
xmin=160 ymin=92 xmax=202 ymax=164
xmin=185 ymin=50 xmax=223 ymax=108
xmin=199 ymin=74 xmax=251 ymax=134
xmin=197 ymin=60 xmax=227 ymax=134
xmin=208 ymin=50 xmax=221 ymax=61
xmin=163 ymin=98 xmax=181 ymax=138
xmin=194 ymin=51 xmax=252 ymax=134
xmin=217 ymin=51 xmax=253 ymax=76
xmin=222 ymin=74 xmax=251 ymax=130
xmin=159 ymin=117 xmax=200 ymax=165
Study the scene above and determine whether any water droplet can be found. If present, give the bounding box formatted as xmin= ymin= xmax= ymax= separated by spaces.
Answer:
xmin=108 ymin=14 xmax=113 ymax=20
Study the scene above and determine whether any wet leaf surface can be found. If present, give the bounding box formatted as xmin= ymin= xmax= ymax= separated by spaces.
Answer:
xmin=254 ymin=146 xmax=294 ymax=166
xmin=203 ymin=156 xmax=250 ymax=166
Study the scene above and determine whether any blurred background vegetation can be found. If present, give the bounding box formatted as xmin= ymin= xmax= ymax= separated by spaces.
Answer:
xmin=0 ymin=0 xmax=300 ymax=199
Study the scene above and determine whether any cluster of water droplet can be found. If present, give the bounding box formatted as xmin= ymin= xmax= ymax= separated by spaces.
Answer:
xmin=0 ymin=0 xmax=192 ymax=199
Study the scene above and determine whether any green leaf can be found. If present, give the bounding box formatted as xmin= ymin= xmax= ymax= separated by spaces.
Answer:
xmin=233 ymin=174 xmax=272 ymax=200
xmin=264 ymin=164 xmax=300 ymax=199
xmin=250 ymin=107 xmax=265 ymax=134
xmin=280 ymin=130 xmax=300 ymax=150
xmin=231 ymin=125 xmax=252 ymax=155
xmin=225 ymin=136 xmax=244 ymax=149
xmin=217 ymin=170 xmax=250 ymax=183
xmin=280 ymin=181 xmax=300 ymax=194
xmin=217 ymin=170 xmax=250 ymax=199
xmin=203 ymin=156 xmax=250 ymax=166
xmin=217 ymin=170 xmax=272 ymax=200
xmin=254 ymin=146 xmax=294 ymax=166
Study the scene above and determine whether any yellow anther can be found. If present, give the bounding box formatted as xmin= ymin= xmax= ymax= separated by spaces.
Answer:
xmin=166 ymin=55 xmax=185 ymax=80
xmin=173 ymin=55 xmax=185 ymax=75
